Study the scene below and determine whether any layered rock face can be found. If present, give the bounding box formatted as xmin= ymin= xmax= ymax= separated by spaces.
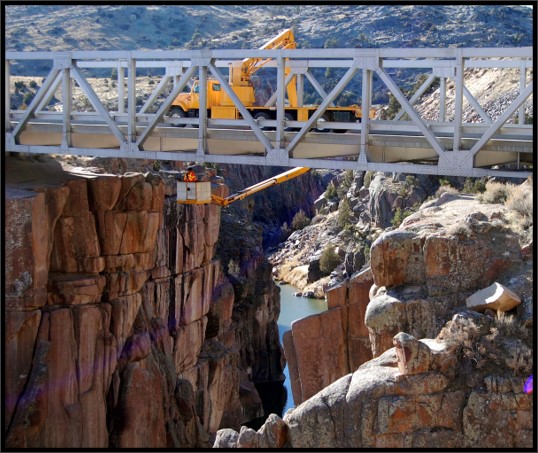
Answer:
xmin=4 ymin=159 xmax=282 ymax=448
xmin=214 ymin=192 xmax=533 ymax=448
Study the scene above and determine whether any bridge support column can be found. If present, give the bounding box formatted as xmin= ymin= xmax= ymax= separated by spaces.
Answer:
xmin=266 ymin=148 xmax=289 ymax=167
xmin=438 ymin=151 xmax=475 ymax=177
xmin=439 ymin=76 xmax=446 ymax=122
xmin=518 ymin=66 xmax=527 ymax=125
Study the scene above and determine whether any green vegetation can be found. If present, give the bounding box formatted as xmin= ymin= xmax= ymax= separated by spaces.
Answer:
xmin=291 ymin=209 xmax=310 ymax=231
xmin=363 ymin=171 xmax=374 ymax=189
xmin=338 ymin=197 xmax=352 ymax=229
xmin=337 ymin=170 xmax=354 ymax=198
xmin=391 ymin=207 xmax=413 ymax=227
xmin=462 ymin=177 xmax=486 ymax=194
xmin=324 ymin=182 xmax=337 ymax=199
xmin=319 ymin=244 xmax=340 ymax=274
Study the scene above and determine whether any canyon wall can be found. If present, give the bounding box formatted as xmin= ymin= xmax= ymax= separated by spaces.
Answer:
xmin=4 ymin=158 xmax=283 ymax=448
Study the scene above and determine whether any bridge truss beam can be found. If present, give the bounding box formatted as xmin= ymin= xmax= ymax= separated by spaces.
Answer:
xmin=5 ymin=47 xmax=533 ymax=179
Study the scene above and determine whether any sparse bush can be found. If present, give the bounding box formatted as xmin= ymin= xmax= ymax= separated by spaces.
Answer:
xmin=319 ymin=244 xmax=340 ymax=274
xmin=22 ymin=92 xmax=35 ymax=105
xmin=291 ymin=209 xmax=310 ymax=231
xmin=338 ymin=197 xmax=352 ymax=229
xmin=324 ymin=182 xmax=337 ymax=199
xmin=478 ymin=181 xmax=513 ymax=204
xmin=364 ymin=171 xmax=374 ymax=188
xmin=462 ymin=177 xmax=486 ymax=194
xmin=391 ymin=207 xmax=413 ymax=227
xmin=227 ymin=259 xmax=241 ymax=278
xmin=29 ymin=80 xmax=38 ymax=89
xmin=447 ymin=223 xmax=472 ymax=238
xmin=435 ymin=184 xmax=459 ymax=198
xmin=505 ymin=181 xmax=533 ymax=219
xmin=337 ymin=170 xmax=354 ymax=198
xmin=279 ymin=222 xmax=291 ymax=241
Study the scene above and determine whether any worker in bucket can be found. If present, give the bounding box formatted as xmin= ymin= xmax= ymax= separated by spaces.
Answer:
xmin=183 ymin=166 xmax=198 ymax=182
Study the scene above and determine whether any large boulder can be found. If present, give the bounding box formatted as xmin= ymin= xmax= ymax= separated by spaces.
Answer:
xmin=466 ymin=282 xmax=521 ymax=313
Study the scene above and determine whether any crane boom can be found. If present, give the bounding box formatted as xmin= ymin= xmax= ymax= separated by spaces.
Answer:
xmin=210 ymin=167 xmax=310 ymax=207
xmin=177 ymin=167 xmax=310 ymax=206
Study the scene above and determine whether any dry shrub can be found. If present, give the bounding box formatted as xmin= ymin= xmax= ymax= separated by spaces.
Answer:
xmin=291 ymin=209 xmax=310 ymax=231
xmin=435 ymin=184 xmax=459 ymax=198
xmin=447 ymin=223 xmax=472 ymax=238
xmin=478 ymin=180 xmax=513 ymax=204
xmin=505 ymin=182 xmax=533 ymax=219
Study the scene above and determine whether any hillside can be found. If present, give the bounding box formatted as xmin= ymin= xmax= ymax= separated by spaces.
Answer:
xmin=5 ymin=4 xmax=533 ymax=102
xmin=5 ymin=4 xmax=532 ymax=52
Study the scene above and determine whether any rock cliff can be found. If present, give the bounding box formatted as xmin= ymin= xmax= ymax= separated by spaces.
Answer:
xmin=214 ymin=189 xmax=533 ymax=448
xmin=4 ymin=155 xmax=283 ymax=448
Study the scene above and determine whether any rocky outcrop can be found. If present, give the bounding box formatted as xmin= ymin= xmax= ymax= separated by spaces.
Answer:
xmin=214 ymin=192 xmax=533 ymax=448
xmin=4 ymin=157 xmax=284 ymax=448
xmin=283 ymin=267 xmax=373 ymax=405
xmin=366 ymin=193 xmax=524 ymax=357
xmin=216 ymin=310 xmax=532 ymax=449
xmin=269 ymin=171 xmax=444 ymax=295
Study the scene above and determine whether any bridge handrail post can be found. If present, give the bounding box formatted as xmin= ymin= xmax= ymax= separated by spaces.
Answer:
xmin=359 ymin=66 xmax=373 ymax=165
xmin=127 ymin=56 xmax=137 ymax=146
xmin=197 ymin=60 xmax=208 ymax=157
xmin=61 ymin=67 xmax=72 ymax=149
xmin=5 ymin=60 xmax=10 ymax=132
xmin=452 ymin=48 xmax=465 ymax=152
xmin=276 ymin=55 xmax=286 ymax=149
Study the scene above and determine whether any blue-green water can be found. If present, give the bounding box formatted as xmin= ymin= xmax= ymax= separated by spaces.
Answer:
xmin=277 ymin=282 xmax=327 ymax=415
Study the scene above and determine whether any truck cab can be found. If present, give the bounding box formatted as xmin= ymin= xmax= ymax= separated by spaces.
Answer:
xmin=169 ymin=78 xmax=256 ymax=121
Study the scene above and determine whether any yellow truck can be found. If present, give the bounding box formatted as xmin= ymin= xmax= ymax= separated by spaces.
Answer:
xmin=168 ymin=29 xmax=375 ymax=132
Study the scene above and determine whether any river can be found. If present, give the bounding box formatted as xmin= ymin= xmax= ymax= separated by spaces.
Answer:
xmin=277 ymin=282 xmax=328 ymax=415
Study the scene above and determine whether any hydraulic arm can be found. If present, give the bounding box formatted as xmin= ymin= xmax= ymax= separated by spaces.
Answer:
xmin=210 ymin=167 xmax=310 ymax=207
xmin=177 ymin=167 xmax=310 ymax=206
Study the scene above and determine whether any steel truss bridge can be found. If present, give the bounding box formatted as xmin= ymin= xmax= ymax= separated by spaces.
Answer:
xmin=5 ymin=47 xmax=533 ymax=178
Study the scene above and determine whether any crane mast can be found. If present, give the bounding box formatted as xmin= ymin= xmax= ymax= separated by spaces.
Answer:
xmin=229 ymin=28 xmax=298 ymax=106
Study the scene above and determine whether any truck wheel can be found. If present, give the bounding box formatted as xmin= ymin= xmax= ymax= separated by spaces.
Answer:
xmin=284 ymin=112 xmax=298 ymax=132
xmin=314 ymin=114 xmax=330 ymax=133
xmin=169 ymin=107 xmax=186 ymax=127
xmin=254 ymin=112 xmax=274 ymax=131
xmin=333 ymin=125 xmax=348 ymax=134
